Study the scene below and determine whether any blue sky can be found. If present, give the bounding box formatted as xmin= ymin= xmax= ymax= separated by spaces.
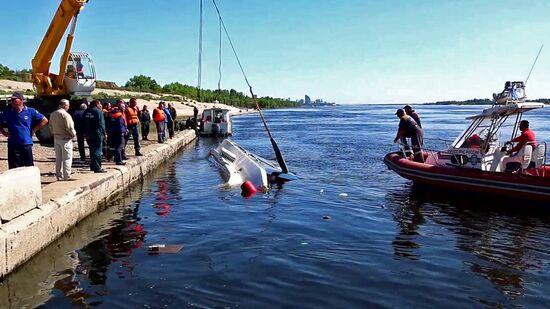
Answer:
xmin=1 ymin=0 xmax=550 ymax=103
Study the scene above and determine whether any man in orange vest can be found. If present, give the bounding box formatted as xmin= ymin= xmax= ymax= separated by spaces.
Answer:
xmin=152 ymin=102 xmax=167 ymax=143
xmin=124 ymin=98 xmax=143 ymax=156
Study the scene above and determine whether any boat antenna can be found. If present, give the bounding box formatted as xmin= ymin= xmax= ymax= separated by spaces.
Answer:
xmin=210 ymin=0 xmax=290 ymax=174
xmin=197 ymin=0 xmax=204 ymax=101
xmin=525 ymin=44 xmax=544 ymax=85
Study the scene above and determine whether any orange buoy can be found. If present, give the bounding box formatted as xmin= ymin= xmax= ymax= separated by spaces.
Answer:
xmin=241 ymin=180 xmax=258 ymax=198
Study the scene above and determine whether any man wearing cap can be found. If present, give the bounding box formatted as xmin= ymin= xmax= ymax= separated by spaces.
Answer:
xmin=0 ymin=92 xmax=48 ymax=169
xmin=403 ymin=105 xmax=422 ymax=128
xmin=393 ymin=108 xmax=423 ymax=158
xmin=49 ymin=99 xmax=77 ymax=180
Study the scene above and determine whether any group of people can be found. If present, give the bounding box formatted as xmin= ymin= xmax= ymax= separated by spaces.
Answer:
xmin=0 ymin=92 xmax=184 ymax=178
xmin=393 ymin=105 xmax=423 ymax=159
xmin=77 ymin=99 xmax=178 ymax=173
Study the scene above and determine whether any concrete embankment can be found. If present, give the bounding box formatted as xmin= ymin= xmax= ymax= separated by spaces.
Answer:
xmin=0 ymin=130 xmax=196 ymax=278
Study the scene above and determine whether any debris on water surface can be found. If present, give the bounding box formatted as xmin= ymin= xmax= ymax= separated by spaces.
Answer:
xmin=301 ymin=242 xmax=309 ymax=245
xmin=147 ymin=244 xmax=184 ymax=254
xmin=320 ymin=189 xmax=325 ymax=195
xmin=323 ymin=215 xmax=331 ymax=220
xmin=339 ymin=193 xmax=348 ymax=197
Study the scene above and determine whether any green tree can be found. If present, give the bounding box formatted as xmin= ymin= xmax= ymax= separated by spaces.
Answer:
xmin=0 ymin=64 xmax=12 ymax=78
xmin=124 ymin=75 xmax=161 ymax=92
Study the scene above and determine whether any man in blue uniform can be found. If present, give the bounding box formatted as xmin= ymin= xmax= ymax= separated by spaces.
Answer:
xmin=84 ymin=100 xmax=107 ymax=173
xmin=109 ymin=102 xmax=128 ymax=165
xmin=0 ymin=92 xmax=48 ymax=169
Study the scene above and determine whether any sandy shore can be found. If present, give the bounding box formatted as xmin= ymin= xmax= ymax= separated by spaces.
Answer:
xmin=0 ymin=79 xmax=255 ymax=118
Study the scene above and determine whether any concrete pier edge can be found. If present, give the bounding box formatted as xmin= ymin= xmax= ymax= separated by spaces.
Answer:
xmin=0 ymin=130 xmax=196 ymax=278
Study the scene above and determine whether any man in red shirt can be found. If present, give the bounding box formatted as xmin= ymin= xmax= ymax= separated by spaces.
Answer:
xmin=501 ymin=120 xmax=536 ymax=172
xmin=507 ymin=120 xmax=536 ymax=155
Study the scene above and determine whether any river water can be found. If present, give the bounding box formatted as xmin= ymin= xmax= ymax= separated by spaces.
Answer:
xmin=2 ymin=105 xmax=550 ymax=308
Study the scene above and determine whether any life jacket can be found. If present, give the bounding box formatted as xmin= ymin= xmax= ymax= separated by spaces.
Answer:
xmin=125 ymin=106 xmax=139 ymax=125
xmin=153 ymin=108 xmax=166 ymax=122
xmin=110 ymin=108 xmax=127 ymax=126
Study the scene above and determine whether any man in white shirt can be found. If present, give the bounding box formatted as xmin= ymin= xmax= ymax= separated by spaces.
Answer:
xmin=49 ymin=99 xmax=77 ymax=180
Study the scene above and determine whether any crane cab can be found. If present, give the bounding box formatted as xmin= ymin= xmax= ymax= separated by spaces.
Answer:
xmin=64 ymin=52 xmax=96 ymax=96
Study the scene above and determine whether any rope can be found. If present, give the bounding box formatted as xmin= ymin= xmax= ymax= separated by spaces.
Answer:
xmin=197 ymin=0 xmax=203 ymax=100
xmin=525 ymin=44 xmax=544 ymax=85
xmin=210 ymin=0 xmax=289 ymax=173
xmin=217 ymin=14 xmax=222 ymax=94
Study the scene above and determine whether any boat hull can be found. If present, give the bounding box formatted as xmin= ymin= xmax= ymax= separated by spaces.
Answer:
xmin=384 ymin=152 xmax=550 ymax=201
xmin=210 ymin=139 xmax=282 ymax=190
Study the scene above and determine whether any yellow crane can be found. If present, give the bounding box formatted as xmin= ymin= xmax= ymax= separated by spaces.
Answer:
xmin=32 ymin=0 xmax=96 ymax=98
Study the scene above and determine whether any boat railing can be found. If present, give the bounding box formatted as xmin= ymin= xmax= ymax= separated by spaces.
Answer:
xmin=396 ymin=137 xmax=462 ymax=166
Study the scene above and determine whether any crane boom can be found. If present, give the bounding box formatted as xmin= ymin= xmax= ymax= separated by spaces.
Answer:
xmin=31 ymin=0 xmax=88 ymax=97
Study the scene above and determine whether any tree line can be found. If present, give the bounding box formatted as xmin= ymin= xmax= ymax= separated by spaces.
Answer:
xmin=0 ymin=64 xmax=299 ymax=109
xmin=125 ymin=75 xmax=299 ymax=109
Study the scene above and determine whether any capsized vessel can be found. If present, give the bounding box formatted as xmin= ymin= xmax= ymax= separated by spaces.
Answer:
xmin=210 ymin=139 xmax=294 ymax=190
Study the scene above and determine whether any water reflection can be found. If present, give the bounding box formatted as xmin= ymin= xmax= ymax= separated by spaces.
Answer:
xmin=387 ymin=184 xmax=550 ymax=304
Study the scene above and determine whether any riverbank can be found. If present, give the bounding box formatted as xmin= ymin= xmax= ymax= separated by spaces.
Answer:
xmin=0 ymin=129 xmax=196 ymax=278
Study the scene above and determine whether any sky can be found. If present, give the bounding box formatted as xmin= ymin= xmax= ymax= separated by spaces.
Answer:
xmin=1 ymin=0 xmax=550 ymax=104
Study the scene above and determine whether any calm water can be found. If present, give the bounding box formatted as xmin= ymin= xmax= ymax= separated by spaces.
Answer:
xmin=2 ymin=105 xmax=550 ymax=308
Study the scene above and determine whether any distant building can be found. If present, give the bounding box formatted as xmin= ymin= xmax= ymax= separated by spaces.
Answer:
xmin=298 ymin=99 xmax=304 ymax=104
xmin=305 ymin=95 xmax=311 ymax=105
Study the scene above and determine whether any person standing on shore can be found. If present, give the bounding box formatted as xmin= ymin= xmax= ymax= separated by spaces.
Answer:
xmin=109 ymin=103 xmax=128 ymax=165
xmin=152 ymin=102 xmax=166 ymax=143
xmin=403 ymin=105 xmax=422 ymax=128
xmin=0 ymin=92 xmax=48 ymax=169
xmin=193 ymin=105 xmax=199 ymax=125
xmin=140 ymin=105 xmax=151 ymax=140
xmin=125 ymin=98 xmax=143 ymax=156
xmin=162 ymin=103 xmax=173 ymax=139
xmin=168 ymin=103 xmax=177 ymax=138
xmin=84 ymin=100 xmax=106 ymax=173
xmin=73 ymin=103 xmax=88 ymax=162
xmin=115 ymin=100 xmax=129 ymax=160
xmin=49 ymin=99 xmax=76 ymax=180
xmin=102 ymin=102 xmax=113 ymax=161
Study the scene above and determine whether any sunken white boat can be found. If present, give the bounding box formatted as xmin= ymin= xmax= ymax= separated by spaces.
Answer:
xmin=210 ymin=139 xmax=287 ymax=190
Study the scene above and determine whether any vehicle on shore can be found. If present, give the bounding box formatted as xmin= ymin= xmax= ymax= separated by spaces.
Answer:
xmin=199 ymin=107 xmax=232 ymax=137
xmin=384 ymin=82 xmax=550 ymax=201
xmin=0 ymin=0 xmax=95 ymax=144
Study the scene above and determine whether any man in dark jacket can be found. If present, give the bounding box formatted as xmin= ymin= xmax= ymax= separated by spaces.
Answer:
xmin=140 ymin=105 xmax=151 ymax=140
xmin=109 ymin=103 xmax=128 ymax=165
xmin=73 ymin=103 xmax=88 ymax=161
xmin=167 ymin=103 xmax=177 ymax=138
xmin=84 ymin=100 xmax=106 ymax=173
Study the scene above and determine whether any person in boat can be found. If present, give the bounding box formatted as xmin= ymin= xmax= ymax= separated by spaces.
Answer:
xmin=462 ymin=133 xmax=484 ymax=148
xmin=393 ymin=108 xmax=423 ymax=156
xmin=403 ymin=105 xmax=421 ymax=128
xmin=500 ymin=120 xmax=537 ymax=171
